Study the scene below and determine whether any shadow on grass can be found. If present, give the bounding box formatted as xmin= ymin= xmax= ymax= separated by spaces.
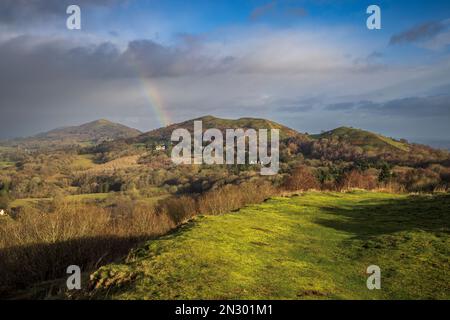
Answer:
xmin=0 ymin=218 xmax=203 ymax=299
xmin=0 ymin=235 xmax=152 ymax=299
xmin=314 ymin=193 xmax=450 ymax=240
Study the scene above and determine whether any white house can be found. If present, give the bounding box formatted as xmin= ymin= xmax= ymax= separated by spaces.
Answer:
xmin=0 ymin=209 xmax=6 ymax=216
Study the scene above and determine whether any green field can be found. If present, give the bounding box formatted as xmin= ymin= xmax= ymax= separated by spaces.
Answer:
xmin=65 ymin=193 xmax=110 ymax=201
xmin=10 ymin=197 xmax=52 ymax=208
xmin=70 ymin=154 xmax=96 ymax=170
xmin=0 ymin=161 xmax=15 ymax=169
xmin=10 ymin=193 xmax=167 ymax=209
xmin=90 ymin=191 xmax=450 ymax=300
xmin=10 ymin=194 xmax=110 ymax=208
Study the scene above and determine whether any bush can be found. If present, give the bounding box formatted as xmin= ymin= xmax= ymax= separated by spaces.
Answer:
xmin=339 ymin=170 xmax=378 ymax=190
xmin=282 ymin=166 xmax=320 ymax=191
xmin=400 ymin=168 xmax=441 ymax=192
xmin=157 ymin=196 xmax=198 ymax=224
xmin=0 ymin=195 xmax=10 ymax=210
xmin=198 ymin=180 xmax=276 ymax=215
xmin=156 ymin=180 xmax=277 ymax=221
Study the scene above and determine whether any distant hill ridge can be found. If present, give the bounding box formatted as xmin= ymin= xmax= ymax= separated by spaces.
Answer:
xmin=132 ymin=115 xmax=306 ymax=144
xmin=4 ymin=119 xmax=142 ymax=149
xmin=1 ymin=116 xmax=445 ymax=154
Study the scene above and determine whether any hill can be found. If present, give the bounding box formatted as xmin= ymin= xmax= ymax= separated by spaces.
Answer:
xmin=3 ymin=119 xmax=142 ymax=149
xmin=82 ymin=116 xmax=448 ymax=169
xmin=89 ymin=192 xmax=450 ymax=299
xmin=132 ymin=115 xmax=307 ymax=145
xmin=312 ymin=127 xmax=410 ymax=152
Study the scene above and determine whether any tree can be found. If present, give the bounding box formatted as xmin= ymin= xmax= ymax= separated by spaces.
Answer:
xmin=378 ymin=163 xmax=392 ymax=183
xmin=0 ymin=186 xmax=10 ymax=209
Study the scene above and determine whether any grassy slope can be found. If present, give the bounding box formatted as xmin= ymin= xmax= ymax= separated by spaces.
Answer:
xmin=315 ymin=127 xmax=410 ymax=152
xmin=90 ymin=192 xmax=450 ymax=300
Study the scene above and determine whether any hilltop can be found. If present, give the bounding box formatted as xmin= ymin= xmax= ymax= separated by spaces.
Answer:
xmin=131 ymin=115 xmax=306 ymax=145
xmin=313 ymin=127 xmax=410 ymax=153
xmin=3 ymin=119 xmax=142 ymax=149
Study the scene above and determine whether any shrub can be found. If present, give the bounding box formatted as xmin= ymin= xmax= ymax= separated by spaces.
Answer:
xmin=339 ymin=170 xmax=379 ymax=190
xmin=157 ymin=196 xmax=198 ymax=224
xmin=198 ymin=180 xmax=276 ymax=215
xmin=282 ymin=166 xmax=320 ymax=191
xmin=400 ymin=168 xmax=441 ymax=192
xmin=156 ymin=180 xmax=277 ymax=220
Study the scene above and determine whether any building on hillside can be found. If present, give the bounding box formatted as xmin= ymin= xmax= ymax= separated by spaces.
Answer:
xmin=0 ymin=209 xmax=6 ymax=216
xmin=155 ymin=145 xmax=166 ymax=151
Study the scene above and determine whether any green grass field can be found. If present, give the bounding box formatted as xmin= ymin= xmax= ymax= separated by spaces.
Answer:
xmin=90 ymin=191 xmax=450 ymax=300
xmin=10 ymin=194 xmax=110 ymax=208
xmin=10 ymin=193 xmax=167 ymax=209
xmin=0 ymin=161 xmax=15 ymax=169
xmin=65 ymin=193 xmax=110 ymax=201
xmin=70 ymin=154 xmax=96 ymax=170
xmin=10 ymin=197 xmax=53 ymax=208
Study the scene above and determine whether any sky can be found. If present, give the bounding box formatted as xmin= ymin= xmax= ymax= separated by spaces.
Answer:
xmin=0 ymin=0 xmax=450 ymax=143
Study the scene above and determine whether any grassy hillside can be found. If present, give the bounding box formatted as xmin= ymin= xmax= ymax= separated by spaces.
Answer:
xmin=314 ymin=127 xmax=410 ymax=152
xmin=89 ymin=192 xmax=450 ymax=300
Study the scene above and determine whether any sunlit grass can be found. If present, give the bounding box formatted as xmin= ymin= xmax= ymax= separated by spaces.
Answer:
xmin=70 ymin=154 xmax=96 ymax=170
xmin=90 ymin=191 xmax=450 ymax=300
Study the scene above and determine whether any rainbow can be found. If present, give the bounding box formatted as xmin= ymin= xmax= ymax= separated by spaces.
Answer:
xmin=137 ymin=77 xmax=172 ymax=127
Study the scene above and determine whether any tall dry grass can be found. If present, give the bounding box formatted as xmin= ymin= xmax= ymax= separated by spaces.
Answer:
xmin=156 ymin=180 xmax=277 ymax=222
xmin=198 ymin=180 xmax=276 ymax=215
xmin=0 ymin=201 xmax=174 ymax=296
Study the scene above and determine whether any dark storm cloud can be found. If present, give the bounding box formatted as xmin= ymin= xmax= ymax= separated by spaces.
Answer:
xmin=0 ymin=36 xmax=125 ymax=85
xmin=325 ymin=95 xmax=450 ymax=118
xmin=0 ymin=36 xmax=234 ymax=86
xmin=389 ymin=20 xmax=447 ymax=45
xmin=0 ymin=0 xmax=124 ymax=25
xmin=359 ymin=95 xmax=450 ymax=117
xmin=122 ymin=39 xmax=233 ymax=77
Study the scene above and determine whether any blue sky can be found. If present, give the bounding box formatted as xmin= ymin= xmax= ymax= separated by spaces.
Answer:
xmin=93 ymin=1 xmax=450 ymax=40
xmin=0 ymin=0 xmax=449 ymax=143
